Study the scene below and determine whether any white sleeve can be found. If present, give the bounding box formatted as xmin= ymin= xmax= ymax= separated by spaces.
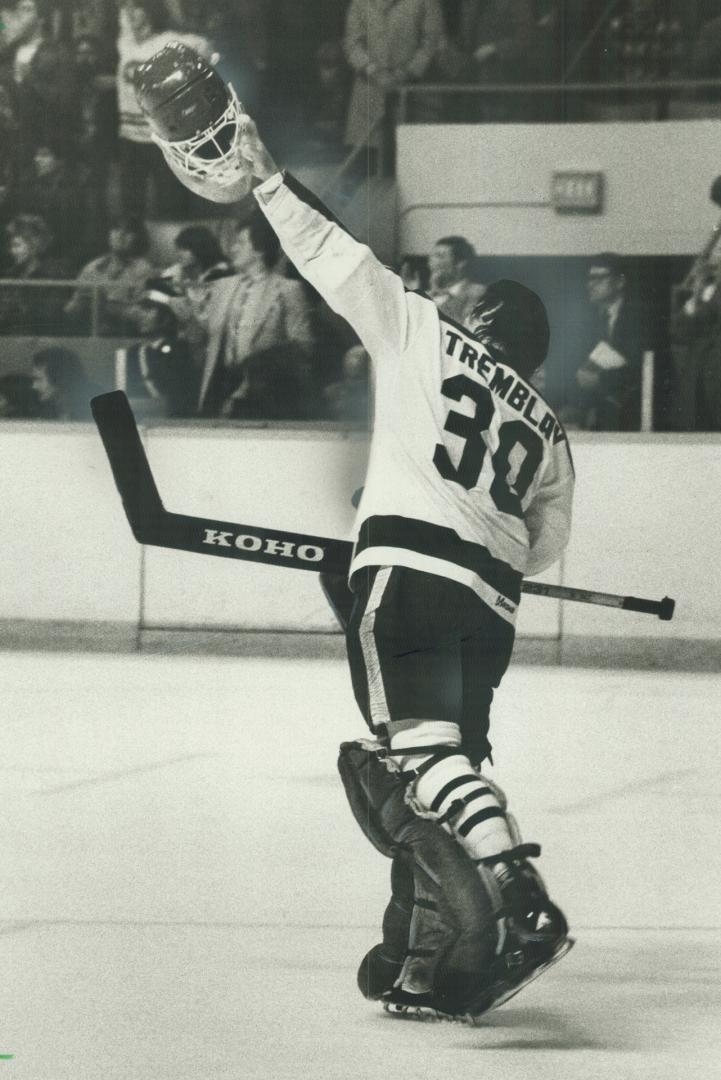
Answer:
xmin=524 ymin=444 xmax=575 ymax=576
xmin=253 ymin=172 xmax=416 ymax=358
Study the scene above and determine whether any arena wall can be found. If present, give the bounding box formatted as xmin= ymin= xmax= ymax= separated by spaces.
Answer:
xmin=397 ymin=120 xmax=721 ymax=256
xmin=1 ymin=423 xmax=718 ymax=654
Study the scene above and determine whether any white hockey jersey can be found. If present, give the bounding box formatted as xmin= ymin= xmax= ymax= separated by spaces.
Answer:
xmin=255 ymin=173 xmax=574 ymax=625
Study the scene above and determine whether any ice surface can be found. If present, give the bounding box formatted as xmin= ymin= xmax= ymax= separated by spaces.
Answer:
xmin=1 ymin=651 xmax=719 ymax=1080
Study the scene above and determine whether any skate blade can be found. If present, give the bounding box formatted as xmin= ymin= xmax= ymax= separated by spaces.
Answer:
xmin=382 ymin=1001 xmax=476 ymax=1025
xmin=470 ymin=935 xmax=575 ymax=1018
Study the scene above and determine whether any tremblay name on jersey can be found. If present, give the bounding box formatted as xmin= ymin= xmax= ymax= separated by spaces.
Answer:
xmin=444 ymin=328 xmax=567 ymax=445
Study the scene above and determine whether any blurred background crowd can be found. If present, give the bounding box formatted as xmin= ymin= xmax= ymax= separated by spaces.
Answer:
xmin=1 ymin=0 xmax=721 ymax=430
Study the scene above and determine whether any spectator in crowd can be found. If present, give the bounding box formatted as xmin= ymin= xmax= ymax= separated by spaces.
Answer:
xmin=52 ymin=0 xmax=118 ymax=44
xmin=64 ymin=215 xmax=155 ymax=335
xmin=30 ymin=345 xmax=101 ymax=419
xmin=574 ymin=252 xmax=648 ymax=431
xmin=399 ymin=253 xmax=430 ymax=292
xmin=122 ymin=278 xmax=199 ymax=417
xmin=157 ymin=223 xmax=233 ymax=352
xmin=170 ymin=225 xmax=233 ymax=290
xmin=0 ymin=0 xmax=47 ymax=85
xmin=72 ymin=33 xmax=119 ymax=255
xmin=670 ymin=234 xmax=721 ymax=431
xmin=305 ymin=41 xmax=351 ymax=161
xmin=343 ymin=0 xmax=443 ymax=158
xmin=197 ymin=210 xmax=314 ymax=417
xmin=323 ymin=343 xmax=371 ymax=423
xmin=0 ymin=212 xmax=70 ymax=333
xmin=115 ymin=0 xmax=212 ymax=217
xmin=428 ymin=234 xmax=486 ymax=326
xmin=16 ymin=142 xmax=82 ymax=264
xmin=0 ymin=371 xmax=40 ymax=417
xmin=460 ymin=0 xmax=534 ymax=117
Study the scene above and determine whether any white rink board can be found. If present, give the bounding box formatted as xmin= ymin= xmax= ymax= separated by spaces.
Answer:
xmin=1 ymin=424 xmax=719 ymax=641
xmin=141 ymin=426 xmax=368 ymax=632
xmin=565 ymin=436 xmax=721 ymax=640
xmin=0 ymin=424 xmax=141 ymax=622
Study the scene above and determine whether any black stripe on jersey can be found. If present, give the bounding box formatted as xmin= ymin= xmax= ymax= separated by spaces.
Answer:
xmin=355 ymin=515 xmax=522 ymax=602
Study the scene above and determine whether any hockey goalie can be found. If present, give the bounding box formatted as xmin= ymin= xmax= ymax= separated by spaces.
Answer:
xmin=132 ymin=42 xmax=574 ymax=1023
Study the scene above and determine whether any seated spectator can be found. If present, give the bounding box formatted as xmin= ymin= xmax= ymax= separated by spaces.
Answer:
xmin=0 ymin=371 xmax=40 ymax=417
xmin=323 ymin=344 xmax=371 ymax=423
xmin=0 ymin=213 xmax=71 ymax=334
xmin=169 ymin=225 xmax=233 ymax=290
xmin=428 ymin=235 xmax=486 ymax=327
xmin=121 ymin=279 xmax=199 ymax=417
xmin=64 ymin=215 xmax=155 ymax=335
xmin=16 ymin=142 xmax=83 ymax=265
xmin=399 ymin=253 xmax=430 ymax=293
xmin=198 ymin=210 xmax=315 ymax=417
xmin=30 ymin=346 xmax=101 ymax=419
xmin=573 ymin=252 xmax=649 ymax=432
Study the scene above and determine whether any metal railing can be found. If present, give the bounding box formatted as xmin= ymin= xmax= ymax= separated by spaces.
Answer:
xmin=0 ymin=279 xmax=125 ymax=338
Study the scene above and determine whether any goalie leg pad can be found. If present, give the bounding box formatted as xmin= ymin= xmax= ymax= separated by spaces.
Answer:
xmin=339 ymin=740 xmax=499 ymax=1013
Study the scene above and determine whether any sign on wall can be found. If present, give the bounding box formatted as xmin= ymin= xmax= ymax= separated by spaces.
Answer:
xmin=551 ymin=171 xmax=605 ymax=214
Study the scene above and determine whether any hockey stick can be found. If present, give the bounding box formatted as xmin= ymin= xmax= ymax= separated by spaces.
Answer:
xmin=90 ymin=391 xmax=676 ymax=621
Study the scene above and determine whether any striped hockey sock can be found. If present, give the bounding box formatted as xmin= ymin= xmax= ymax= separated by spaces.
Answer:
xmin=389 ymin=722 xmax=514 ymax=862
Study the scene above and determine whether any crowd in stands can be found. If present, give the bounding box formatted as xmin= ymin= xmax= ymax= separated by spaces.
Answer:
xmin=0 ymin=1 xmax=720 ymax=429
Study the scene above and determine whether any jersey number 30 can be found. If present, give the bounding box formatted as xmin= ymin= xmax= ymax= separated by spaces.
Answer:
xmin=433 ymin=374 xmax=543 ymax=518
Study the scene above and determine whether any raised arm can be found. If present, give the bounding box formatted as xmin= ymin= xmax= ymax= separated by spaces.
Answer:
xmin=252 ymin=170 xmax=415 ymax=358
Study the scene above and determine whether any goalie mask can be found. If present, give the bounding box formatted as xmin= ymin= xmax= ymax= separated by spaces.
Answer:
xmin=134 ymin=42 xmax=253 ymax=202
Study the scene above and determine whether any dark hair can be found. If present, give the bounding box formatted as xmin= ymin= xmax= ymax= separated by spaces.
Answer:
xmin=109 ymin=214 xmax=150 ymax=257
xmin=589 ymin=251 xmax=625 ymax=278
xmin=435 ymin=235 xmax=476 ymax=269
xmin=174 ymin=225 xmax=226 ymax=272
xmin=237 ymin=211 xmax=281 ymax=269
xmin=399 ymin=254 xmax=430 ymax=292
xmin=471 ymin=279 xmax=550 ymax=379
xmin=32 ymin=347 xmax=87 ymax=394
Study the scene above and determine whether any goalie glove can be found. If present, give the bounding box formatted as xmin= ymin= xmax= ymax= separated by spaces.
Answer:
xmin=338 ymin=740 xmax=500 ymax=1017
